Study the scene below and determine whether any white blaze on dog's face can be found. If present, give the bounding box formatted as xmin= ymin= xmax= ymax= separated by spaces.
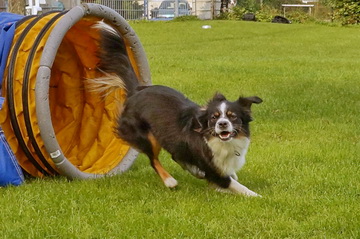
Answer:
xmin=214 ymin=102 xmax=235 ymax=141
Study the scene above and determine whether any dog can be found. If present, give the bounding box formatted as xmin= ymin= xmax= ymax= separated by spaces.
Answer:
xmin=88 ymin=22 xmax=262 ymax=196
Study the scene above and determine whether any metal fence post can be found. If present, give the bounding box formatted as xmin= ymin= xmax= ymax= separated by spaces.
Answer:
xmin=144 ymin=0 xmax=148 ymax=20
xmin=175 ymin=0 xmax=179 ymax=17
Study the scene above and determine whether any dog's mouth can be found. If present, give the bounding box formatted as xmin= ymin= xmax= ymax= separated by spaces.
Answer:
xmin=218 ymin=131 xmax=235 ymax=141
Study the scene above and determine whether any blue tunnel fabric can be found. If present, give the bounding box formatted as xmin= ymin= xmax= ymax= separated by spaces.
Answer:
xmin=0 ymin=97 xmax=24 ymax=186
xmin=0 ymin=13 xmax=25 ymax=186
xmin=0 ymin=12 xmax=24 ymax=87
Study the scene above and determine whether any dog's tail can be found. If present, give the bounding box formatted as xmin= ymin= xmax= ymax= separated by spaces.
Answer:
xmin=86 ymin=21 xmax=139 ymax=97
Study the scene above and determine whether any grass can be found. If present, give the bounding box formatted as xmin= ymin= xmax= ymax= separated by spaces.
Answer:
xmin=1 ymin=21 xmax=360 ymax=238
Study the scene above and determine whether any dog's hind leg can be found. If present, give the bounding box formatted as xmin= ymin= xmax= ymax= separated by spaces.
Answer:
xmin=147 ymin=133 xmax=178 ymax=188
xmin=117 ymin=118 xmax=177 ymax=188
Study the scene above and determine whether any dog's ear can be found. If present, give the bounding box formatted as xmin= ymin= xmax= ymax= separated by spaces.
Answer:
xmin=237 ymin=96 xmax=262 ymax=109
xmin=193 ymin=108 xmax=208 ymax=133
xmin=179 ymin=107 xmax=203 ymax=133
xmin=191 ymin=117 xmax=203 ymax=133
xmin=212 ymin=92 xmax=226 ymax=102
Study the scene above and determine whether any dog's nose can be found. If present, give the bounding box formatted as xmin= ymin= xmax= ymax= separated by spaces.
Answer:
xmin=218 ymin=121 xmax=228 ymax=129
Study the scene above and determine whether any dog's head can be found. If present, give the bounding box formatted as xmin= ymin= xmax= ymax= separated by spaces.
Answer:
xmin=200 ymin=93 xmax=262 ymax=141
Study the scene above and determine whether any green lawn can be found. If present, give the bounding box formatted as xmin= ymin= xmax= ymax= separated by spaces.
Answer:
xmin=1 ymin=21 xmax=359 ymax=238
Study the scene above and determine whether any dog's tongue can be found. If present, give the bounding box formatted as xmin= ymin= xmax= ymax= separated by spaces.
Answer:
xmin=219 ymin=131 xmax=231 ymax=140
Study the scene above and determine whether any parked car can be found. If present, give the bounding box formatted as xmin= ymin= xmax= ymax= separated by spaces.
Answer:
xmin=151 ymin=0 xmax=191 ymax=19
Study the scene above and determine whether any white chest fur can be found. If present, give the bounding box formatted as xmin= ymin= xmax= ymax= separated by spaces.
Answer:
xmin=207 ymin=137 xmax=250 ymax=176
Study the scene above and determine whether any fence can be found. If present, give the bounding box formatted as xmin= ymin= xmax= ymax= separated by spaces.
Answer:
xmin=0 ymin=0 xmax=64 ymax=14
xmin=0 ymin=0 xmax=6 ymax=12
xmin=82 ymin=0 xmax=220 ymax=20
xmin=0 ymin=0 xmax=221 ymax=20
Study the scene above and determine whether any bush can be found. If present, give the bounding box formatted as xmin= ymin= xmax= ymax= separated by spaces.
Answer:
xmin=217 ymin=4 xmax=319 ymax=24
xmin=255 ymin=6 xmax=281 ymax=22
xmin=286 ymin=10 xmax=315 ymax=23
xmin=322 ymin=0 xmax=360 ymax=25
xmin=334 ymin=1 xmax=360 ymax=25
xmin=216 ymin=6 xmax=247 ymax=20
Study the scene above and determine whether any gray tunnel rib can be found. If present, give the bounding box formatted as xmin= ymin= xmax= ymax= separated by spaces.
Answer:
xmin=35 ymin=3 xmax=151 ymax=179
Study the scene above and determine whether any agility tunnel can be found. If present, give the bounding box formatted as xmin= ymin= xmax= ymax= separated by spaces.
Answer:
xmin=0 ymin=3 xmax=151 ymax=182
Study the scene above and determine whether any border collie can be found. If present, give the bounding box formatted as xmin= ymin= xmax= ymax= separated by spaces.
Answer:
xmin=88 ymin=22 xmax=262 ymax=196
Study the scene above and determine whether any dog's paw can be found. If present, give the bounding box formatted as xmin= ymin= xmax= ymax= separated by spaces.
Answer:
xmin=244 ymin=190 xmax=262 ymax=197
xmin=214 ymin=187 xmax=232 ymax=194
xmin=229 ymin=178 xmax=262 ymax=197
xmin=164 ymin=177 xmax=178 ymax=188
xmin=191 ymin=169 xmax=205 ymax=179
xmin=196 ymin=170 xmax=206 ymax=179
xmin=185 ymin=165 xmax=205 ymax=179
xmin=234 ymin=187 xmax=262 ymax=197
xmin=214 ymin=187 xmax=261 ymax=197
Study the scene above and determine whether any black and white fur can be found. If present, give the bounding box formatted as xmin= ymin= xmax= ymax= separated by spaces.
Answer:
xmin=88 ymin=22 xmax=262 ymax=196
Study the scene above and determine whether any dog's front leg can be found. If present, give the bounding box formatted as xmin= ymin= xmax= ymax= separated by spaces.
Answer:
xmin=228 ymin=178 xmax=261 ymax=197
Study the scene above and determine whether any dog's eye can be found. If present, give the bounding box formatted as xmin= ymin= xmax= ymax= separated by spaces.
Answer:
xmin=211 ymin=114 xmax=219 ymax=120
xmin=228 ymin=112 xmax=237 ymax=120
